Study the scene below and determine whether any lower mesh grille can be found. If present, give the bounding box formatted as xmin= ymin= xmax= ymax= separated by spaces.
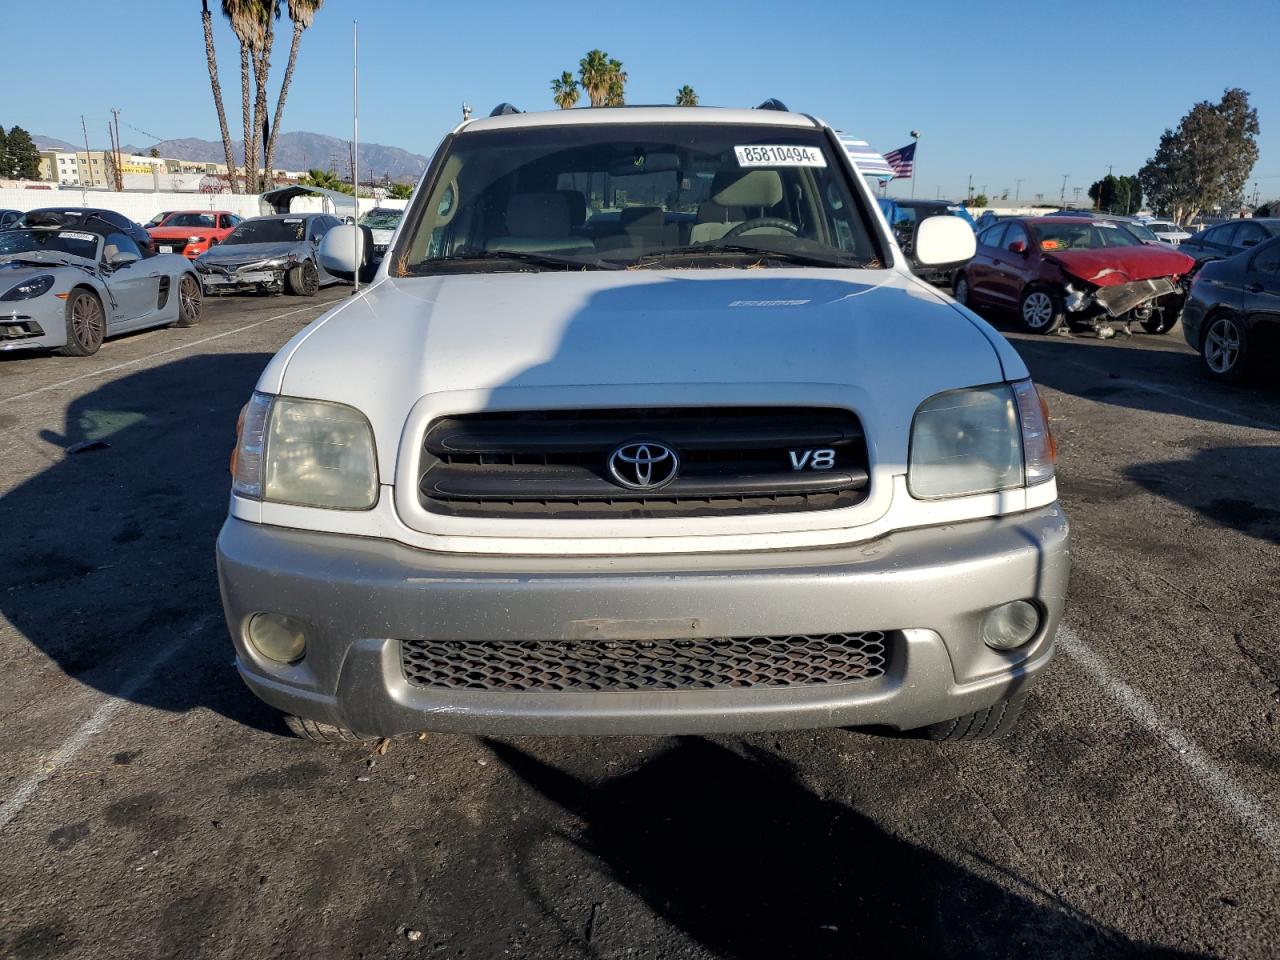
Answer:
xmin=399 ymin=633 xmax=891 ymax=692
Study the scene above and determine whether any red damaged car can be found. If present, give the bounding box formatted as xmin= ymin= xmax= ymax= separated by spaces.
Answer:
xmin=147 ymin=210 xmax=241 ymax=260
xmin=953 ymin=216 xmax=1196 ymax=335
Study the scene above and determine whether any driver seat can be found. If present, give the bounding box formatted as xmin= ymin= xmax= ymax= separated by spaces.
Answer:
xmin=690 ymin=169 xmax=785 ymax=243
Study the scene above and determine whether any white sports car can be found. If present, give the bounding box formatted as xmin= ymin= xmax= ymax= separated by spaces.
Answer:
xmin=0 ymin=221 xmax=201 ymax=356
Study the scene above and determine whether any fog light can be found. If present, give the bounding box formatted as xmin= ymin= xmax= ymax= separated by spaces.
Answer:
xmin=247 ymin=613 xmax=308 ymax=663
xmin=982 ymin=601 xmax=1041 ymax=650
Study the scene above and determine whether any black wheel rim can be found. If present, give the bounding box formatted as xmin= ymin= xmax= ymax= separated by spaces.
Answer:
xmin=72 ymin=294 xmax=103 ymax=348
xmin=305 ymin=263 xmax=317 ymax=294
xmin=180 ymin=276 xmax=201 ymax=323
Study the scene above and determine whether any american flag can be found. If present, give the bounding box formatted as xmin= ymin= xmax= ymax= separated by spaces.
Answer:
xmin=883 ymin=141 xmax=916 ymax=179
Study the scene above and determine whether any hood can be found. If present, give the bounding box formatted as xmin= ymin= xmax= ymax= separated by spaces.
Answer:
xmin=198 ymin=241 xmax=305 ymax=265
xmin=0 ymin=255 xmax=93 ymax=276
xmin=266 ymin=269 xmax=1010 ymax=477
xmin=1044 ymin=245 xmax=1195 ymax=286
xmin=150 ymin=225 xmax=222 ymax=239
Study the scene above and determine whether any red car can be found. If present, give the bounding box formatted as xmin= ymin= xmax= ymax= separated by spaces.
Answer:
xmin=147 ymin=210 xmax=241 ymax=260
xmin=953 ymin=216 xmax=1196 ymax=335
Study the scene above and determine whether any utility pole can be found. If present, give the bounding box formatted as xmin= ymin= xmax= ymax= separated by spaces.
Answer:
xmin=1073 ymin=186 xmax=1083 ymax=207
xmin=1060 ymin=174 xmax=1069 ymax=206
xmin=80 ymin=114 xmax=91 ymax=189
xmin=1015 ymin=178 xmax=1024 ymax=202
xmin=110 ymin=108 xmax=123 ymax=192
xmin=909 ymin=130 xmax=920 ymax=200
xmin=967 ymin=174 xmax=973 ymax=202
xmin=352 ymin=18 xmax=360 ymax=294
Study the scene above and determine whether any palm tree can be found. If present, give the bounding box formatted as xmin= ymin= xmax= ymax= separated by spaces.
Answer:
xmin=551 ymin=71 xmax=579 ymax=110
xmin=264 ymin=1 xmax=323 ymax=187
xmin=222 ymin=0 xmax=261 ymax=191
xmin=249 ymin=2 xmax=280 ymax=191
xmin=604 ymin=60 xmax=627 ymax=106
xmin=676 ymin=85 xmax=698 ymax=107
xmin=201 ymin=0 xmax=240 ymax=191
xmin=578 ymin=49 xmax=616 ymax=108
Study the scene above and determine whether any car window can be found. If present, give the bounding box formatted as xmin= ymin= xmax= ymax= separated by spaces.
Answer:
xmin=399 ymin=122 xmax=882 ymax=271
xmin=223 ymin=218 xmax=307 ymax=244
xmin=978 ymin=224 xmax=1006 ymax=249
xmin=165 ymin=213 xmax=217 ymax=228
xmin=308 ymin=218 xmax=326 ymax=241
xmin=1032 ymin=221 xmax=1142 ymax=251
xmin=1002 ymin=224 xmax=1028 ymax=252
xmin=1207 ymin=224 xmax=1237 ymax=247
xmin=0 ymin=228 xmax=100 ymax=260
xmin=1234 ymin=222 xmax=1266 ymax=248
xmin=1249 ymin=239 xmax=1280 ymax=275
xmin=103 ymin=232 xmax=142 ymax=261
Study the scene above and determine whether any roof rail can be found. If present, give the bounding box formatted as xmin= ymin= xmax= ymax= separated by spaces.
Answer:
xmin=756 ymin=98 xmax=789 ymax=112
xmin=489 ymin=102 xmax=522 ymax=117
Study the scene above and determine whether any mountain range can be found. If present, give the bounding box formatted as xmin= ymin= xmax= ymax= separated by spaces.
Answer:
xmin=32 ymin=131 xmax=429 ymax=182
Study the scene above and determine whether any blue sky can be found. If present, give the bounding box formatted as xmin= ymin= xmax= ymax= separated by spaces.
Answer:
xmin=6 ymin=0 xmax=1278 ymax=203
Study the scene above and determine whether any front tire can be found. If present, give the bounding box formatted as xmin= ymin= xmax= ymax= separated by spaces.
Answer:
xmin=55 ymin=289 xmax=105 ymax=357
xmin=925 ymin=692 xmax=1029 ymax=741
xmin=286 ymin=260 xmax=319 ymax=297
xmin=175 ymin=274 xmax=202 ymax=327
xmin=1201 ymin=313 xmax=1249 ymax=382
xmin=952 ymin=272 xmax=971 ymax=307
xmin=1019 ymin=286 xmax=1065 ymax=334
xmin=283 ymin=714 xmax=372 ymax=743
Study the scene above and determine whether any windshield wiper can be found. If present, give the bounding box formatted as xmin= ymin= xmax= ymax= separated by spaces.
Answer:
xmin=407 ymin=250 xmax=617 ymax=273
xmin=620 ymin=243 xmax=867 ymax=269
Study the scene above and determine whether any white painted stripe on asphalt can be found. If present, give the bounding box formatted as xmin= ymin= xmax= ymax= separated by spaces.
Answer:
xmin=1059 ymin=625 xmax=1280 ymax=861
xmin=1 ymin=302 xmax=322 ymax=405
xmin=1052 ymin=355 xmax=1280 ymax=432
xmin=0 ymin=619 xmax=212 ymax=832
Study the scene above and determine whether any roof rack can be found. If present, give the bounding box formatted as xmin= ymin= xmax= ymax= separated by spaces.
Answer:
xmin=488 ymin=102 xmax=522 ymax=117
xmin=756 ymin=98 xmax=789 ymax=112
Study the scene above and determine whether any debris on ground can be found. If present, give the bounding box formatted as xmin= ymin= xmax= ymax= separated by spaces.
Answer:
xmin=374 ymin=737 xmax=392 ymax=755
xmin=405 ymin=929 xmax=424 ymax=942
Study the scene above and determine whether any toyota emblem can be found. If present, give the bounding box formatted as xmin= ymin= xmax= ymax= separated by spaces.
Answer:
xmin=607 ymin=441 xmax=680 ymax=490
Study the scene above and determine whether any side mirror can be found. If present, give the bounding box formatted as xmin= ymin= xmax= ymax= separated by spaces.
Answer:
xmin=913 ymin=215 xmax=977 ymax=267
xmin=318 ymin=224 xmax=372 ymax=281
xmin=1008 ymin=239 xmax=1027 ymax=255
xmin=108 ymin=250 xmax=140 ymax=268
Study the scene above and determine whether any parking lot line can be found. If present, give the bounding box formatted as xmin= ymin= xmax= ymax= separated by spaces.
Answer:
xmin=1058 ymin=625 xmax=1280 ymax=862
xmin=0 ymin=618 xmax=212 ymax=832
xmin=0 ymin=302 xmax=322 ymax=405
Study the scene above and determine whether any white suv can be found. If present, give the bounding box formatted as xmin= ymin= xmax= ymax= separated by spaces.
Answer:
xmin=217 ymin=103 xmax=1068 ymax=743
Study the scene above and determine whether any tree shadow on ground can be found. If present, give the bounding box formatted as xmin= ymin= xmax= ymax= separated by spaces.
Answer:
xmin=0 ymin=352 xmax=282 ymax=733
xmin=489 ymin=736 xmax=1209 ymax=960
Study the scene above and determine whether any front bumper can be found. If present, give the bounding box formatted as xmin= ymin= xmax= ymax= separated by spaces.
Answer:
xmin=0 ymin=308 xmax=60 ymax=351
xmin=197 ymin=266 xmax=286 ymax=294
xmin=216 ymin=505 xmax=1070 ymax=736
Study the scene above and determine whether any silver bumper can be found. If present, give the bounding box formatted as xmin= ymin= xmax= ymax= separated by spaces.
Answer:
xmin=216 ymin=505 xmax=1070 ymax=736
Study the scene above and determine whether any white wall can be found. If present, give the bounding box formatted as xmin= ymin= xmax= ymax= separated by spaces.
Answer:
xmin=0 ymin=187 xmax=263 ymax=223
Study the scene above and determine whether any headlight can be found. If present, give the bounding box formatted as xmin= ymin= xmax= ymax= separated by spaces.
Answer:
xmin=1 ymin=275 xmax=54 ymax=301
xmin=908 ymin=380 xmax=1055 ymax=499
xmin=232 ymin=392 xmax=378 ymax=509
xmin=188 ymin=235 xmax=207 ymax=243
xmin=261 ymin=255 xmax=298 ymax=268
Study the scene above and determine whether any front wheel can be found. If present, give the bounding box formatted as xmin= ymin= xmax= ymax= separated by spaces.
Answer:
xmin=55 ymin=289 xmax=105 ymax=357
xmin=1019 ymin=287 xmax=1065 ymax=334
xmin=952 ymin=273 xmax=970 ymax=307
xmin=286 ymin=260 xmax=319 ymax=296
xmin=283 ymin=714 xmax=372 ymax=743
xmin=925 ymin=692 xmax=1029 ymax=741
xmin=1201 ymin=313 xmax=1249 ymax=382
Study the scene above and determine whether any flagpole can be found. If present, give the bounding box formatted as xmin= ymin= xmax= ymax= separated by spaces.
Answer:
xmin=352 ymin=19 xmax=360 ymax=295
xmin=910 ymin=130 xmax=920 ymax=200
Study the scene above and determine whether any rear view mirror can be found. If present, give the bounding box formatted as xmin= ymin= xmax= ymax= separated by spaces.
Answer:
xmin=607 ymin=151 xmax=681 ymax=177
xmin=914 ymin=215 xmax=977 ymax=267
xmin=319 ymin=224 xmax=372 ymax=281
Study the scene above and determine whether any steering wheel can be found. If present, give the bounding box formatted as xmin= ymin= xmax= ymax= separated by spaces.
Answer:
xmin=722 ymin=217 xmax=801 ymax=239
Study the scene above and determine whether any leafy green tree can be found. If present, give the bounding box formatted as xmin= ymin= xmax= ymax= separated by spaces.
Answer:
xmin=5 ymin=127 xmax=40 ymax=180
xmin=0 ymin=127 xmax=8 ymax=179
xmin=676 ymin=85 xmax=698 ymax=106
xmin=1088 ymin=174 xmax=1143 ymax=215
xmin=968 ymin=193 xmax=990 ymax=208
xmin=300 ymin=167 xmax=353 ymax=194
xmin=387 ymin=182 xmax=414 ymax=200
xmin=1140 ymin=87 xmax=1259 ymax=223
xmin=551 ymin=71 xmax=579 ymax=110
xmin=265 ymin=0 xmax=324 ymax=188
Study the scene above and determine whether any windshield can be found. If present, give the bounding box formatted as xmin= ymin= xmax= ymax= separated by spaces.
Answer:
xmin=0 ymin=228 xmax=99 ymax=261
xmin=160 ymin=212 xmax=217 ymax=229
xmin=359 ymin=208 xmax=403 ymax=230
xmin=146 ymin=212 xmax=174 ymax=227
xmin=222 ymin=218 xmax=306 ymax=245
xmin=1031 ymin=221 xmax=1143 ymax=251
xmin=1120 ymin=221 xmax=1159 ymax=243
xmin=397 ymin=123 xmax=882 ymax=272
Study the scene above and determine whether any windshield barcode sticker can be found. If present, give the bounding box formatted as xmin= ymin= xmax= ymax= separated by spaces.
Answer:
xmin=735 ymin=145 xmax=827 ymax=168
xmin=58 ymin=231 xmax=96 ymax=242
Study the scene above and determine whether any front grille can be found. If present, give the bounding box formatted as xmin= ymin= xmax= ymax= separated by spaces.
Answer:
xmin=419 ymin=407 xmax=869 ymax=519
xmin=155 ymin=239 xmax=187 ymax=253
xmin=400 ymin=632 xmax=891 ymax=692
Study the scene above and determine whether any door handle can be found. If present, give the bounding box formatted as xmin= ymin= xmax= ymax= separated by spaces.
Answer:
xmin=1246 ymin=282 xmax=1264 ymax=294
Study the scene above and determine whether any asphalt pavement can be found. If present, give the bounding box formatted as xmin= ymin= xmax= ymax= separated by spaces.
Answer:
xmin=0 ymin=286 xmax=1277 ymax=959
